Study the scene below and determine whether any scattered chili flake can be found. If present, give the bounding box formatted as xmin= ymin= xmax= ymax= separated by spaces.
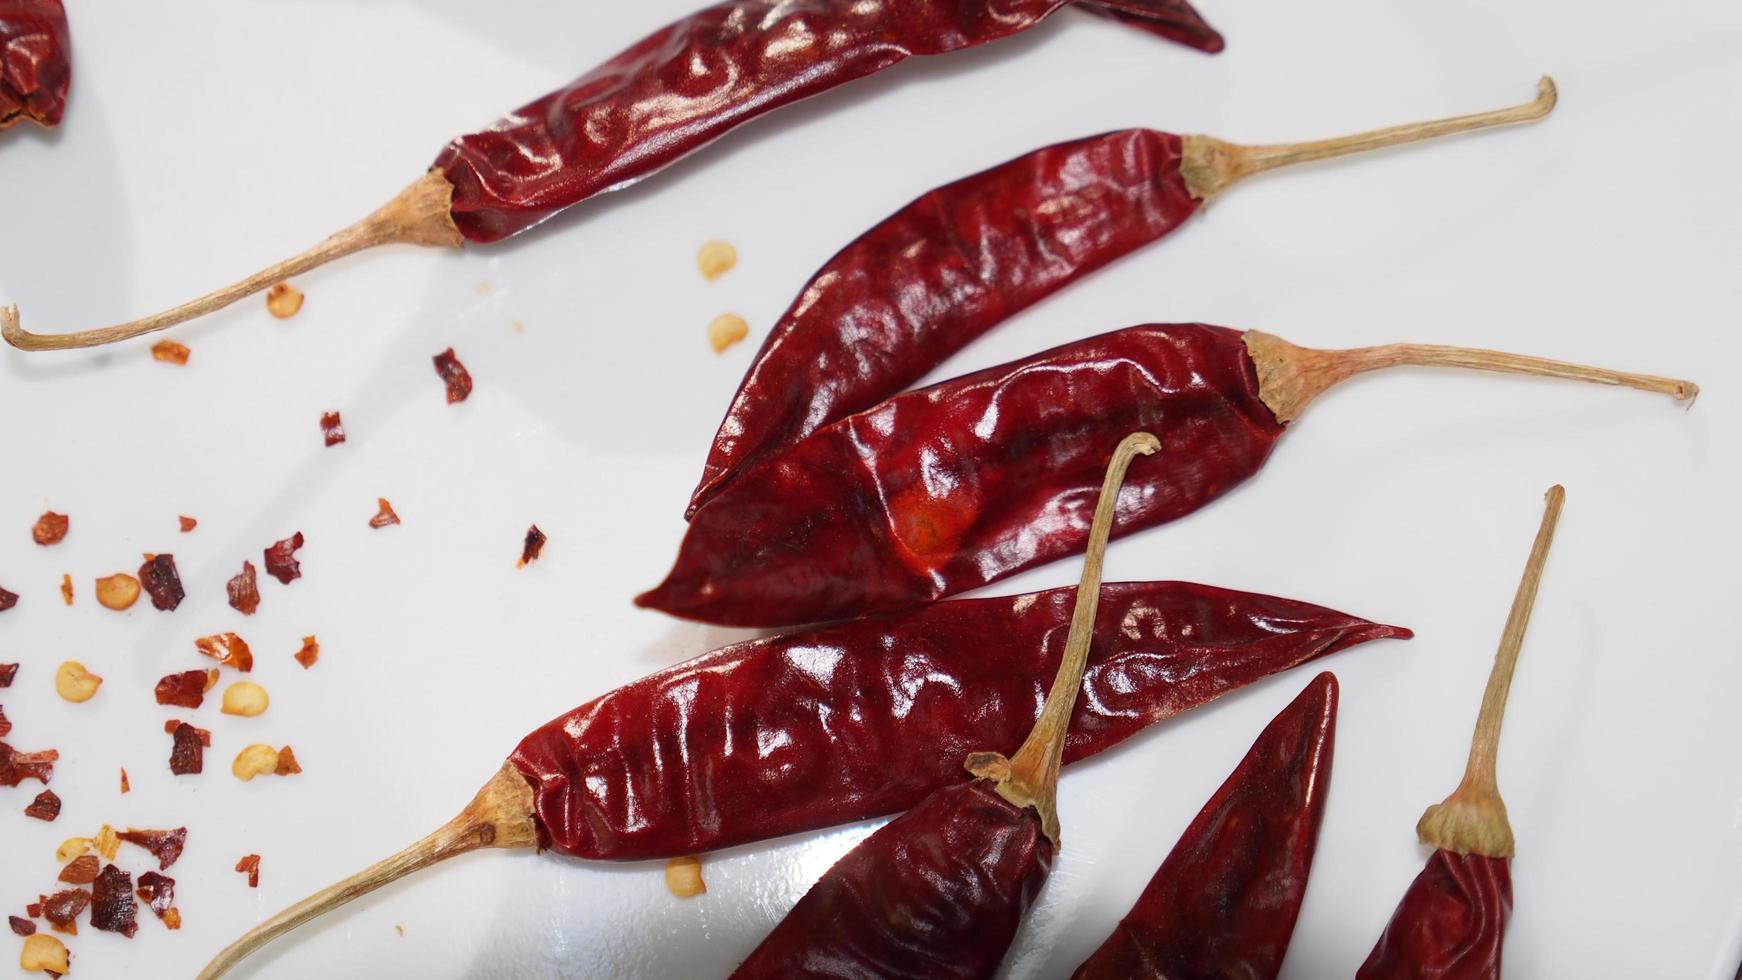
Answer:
xmin=120 ymin=768 xmax=130 ymax=794
xmin=179 ymin=515 xmax=198 ymax=533
xmin=136 ymin=871 xmax=176 ymax=925
xmin=0 ymin=663 xmax=14 ymax=687
xmin=235 ymin=854 xmax=261 ymax=888
xmin=163 ymin=720 xmax=211 ymax=745
xmin=168 ymin=723 xmax=205 ymax=775
xmin=0 ymin=743 xmax=57 ymax=786
xmin=226 ymin=561 xmax=261 ymax=615
xmin=293 ymin=636 xmax=319 ymax=669
xmin=275 ymin=746 xmax=302 ymax=776
xmin=8 ymin=915 xmax=32 ymax=936
xmin=0 ymin=586 xmax=17 ymax=612
xmin=264 ymin=532 xmax=304 ymax=584
xmin=57 ymin=856 xmax=98 ymax=885
xmin=31 ymin=512 xmax=69 ymax=546
xmin=0 ymin=706 xmax=9 ymax=737
xmin=518 ymin=525 xmax=547 ymax=568
xmin=59 ymin=573 xmax=72 ymax=606
xmin=26 ymin=901 xmax=40 ymax=917
xmin=154 ymin=670 xmax=213 ymax=709
xmin=138 ymin=554 xmax=185 ymax=611
xmin=432 ymin=347 xmax=473 ymax=403
xmin=195 ymin=632 xmax=254 ymax=672
xmin=266 ymin=281 xmax=304 ymax=318
xmin=25 ymin=789 xmax=61 ymax=821
xmin=117 ymin=828 xmax=187 ymax=871
xmin=41 ymin=890 xmax=88 ymax=935
xmin=91 ymin=864 xmax=139 ymax=937
xmin=320 ymin=411 xmax=346 ymax=447
xmin=150 ymin=339 xmax=191 ymax=365
xmin=369 ymin=497 xmax=400 ymax=528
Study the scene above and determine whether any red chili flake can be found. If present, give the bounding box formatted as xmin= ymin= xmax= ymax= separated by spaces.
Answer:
xmin=26 ymin=901 xmax=41 ymax=917
xmin=150 ymin=339 xmax=191 ymax=365
xmin=163 ymin=719 xmax=211 ymax=745
xmin=275 ymin=747 xmax=302 ymax=776
xmin=168 ymin=723 xmax=205 ymax=775
xmin=293 ymin=635 xmax=319 ymax=669
xmin=57 ymin=855 xmax=98 ymax=885
xmin=0 ymin=586 xmax=17 ymax=612
xmin=264 ymin=532 xmax=304 ymax=584
xmin=195 ymin=632 xmax=254 ymax=672
xmin=41 ymin=890 xmax=88 ymax=934
xmin=136 ymin=871 xmax=176 ymax=924
xmin=24 ymin=789 xmax=60 ymax=821
xmin=7 ymin=915 xmax=32 ymax=936
xmin=91 ymin=864 xmax=138 ymax=937
xmin=138 ymin=554 xmax=185 ymax=611
xmin=222 ymin=560 xmax=261 ymax=616
xmin=320 ymin=411 xmax=347 ymax=447
xmin=154 ymin=670 xmax=212 ymax=709
xmin=235 ymin=854 xmax=261 ymax=888
xmin=59 ymin=573 xmax=72 ymax=606
xmin=518 ymin=525 xmax=547 ymax=568
xmin=32 ymin=512 xmax=69 ymax=546
xmin=0 ymin=742 xmax=57 ymax=786
xmin=120 ymin=768 xmax=130 ymax=794
xmin=369 ymin=497 xmax=400 ymax=528
xmin=118 ymin=828 xmax=187 ymax=871
xmin=0 ymin=706 xmax=10 ymax=737
xmin=0 ymin=663 xmax=14 ymax=687
xmin=432 ymin=347 xmax=473 ymax=403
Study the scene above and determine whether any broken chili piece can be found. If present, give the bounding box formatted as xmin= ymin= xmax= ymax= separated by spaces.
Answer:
xmin=90 ymin=864 xmax=139 ymax=937
xmin=179 ymin=515 xmax=198 ymax=532
xmin=1358 ymin=487 xmax=1564 ymax=979
xmin=136 ymin=871 xmax=176 ymax=924
xmin=138 ymin=553 xmax=185 ymax=610
xmin=57 ymin=855 xmax=97 ymax=885
xmin=275 ymin=747 xmax=302 ymax=776
xmin=0 ymin=663 xmax=14 ymax=687
xmin=58 ymin=573 xmax=71 ymax=605
xmin=320 ymin=411 xmax=346 ymax=446
xmin=118 ymin=827 xmax=187 ymax=870
xmin=293 ymin=635 xmax=319 ymax=669
xmin=236 ymin=854 xmax=261 ymax=888
xmin=0 ymin=705 xmax=9 ymax=737
xmin=7 ymin=915 xmax=32 ymax=936
xmin=0 ymin=1 xmax=70 ymax=130
xmin=518 ymin=525 xmax=545 ymax=567
xmin=196 ymin=632 xmax=254 ymax=672
xmin=0 ymin=585 xmax=17 ymax=612
xmin=369 ymin=498 xmax=400 ymax=528
xmin=120 ymin=767 xmax=130 ymax=793
xmin=150 ymin=338 xmax=191 ymax=364
xmin=227 ymin=560 xmax=261 ymax=614
xmin=432 ymin=347 xmax=472 ymax=403
xmin=31 ymin=511 xmax=68 ymax=545
xmin=154 ymin=670 xmax=213 ymax=709
xmin=264 ymin=532 xmax=304 ymax=584
xmin=168 ymin=722 xmax=205 ymax=775
xmin=40 ymin=890 xmax=87 ymax=934
xmin=24 ymin=789 xmax=60 ymax=821
xmin=0 ymin=742 xmax=56 ymax=786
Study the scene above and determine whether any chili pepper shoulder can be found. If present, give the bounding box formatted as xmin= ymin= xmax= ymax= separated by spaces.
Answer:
xmin=1356 ymin=849 xmax=1512 ymax=980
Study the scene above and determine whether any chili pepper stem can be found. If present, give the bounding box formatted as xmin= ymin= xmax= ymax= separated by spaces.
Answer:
xmin=2 ymin=170 xmax=463 ymax=352
xmin=1415 ymin=485 xmax=1564 ymax=859
xmin=965 ymin=431 xmax=1159 ymax=846
xmin=1243 ymin=330 xmax=1698 ymax=424
xmin=195 ymin=761 xmax=535 ymax=980
xmin=1182 ymin=77 xmax=1557 ymax=202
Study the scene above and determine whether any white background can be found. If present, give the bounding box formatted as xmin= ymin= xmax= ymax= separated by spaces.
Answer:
xmin=0 ymin=0 xmax=1737 ymax=977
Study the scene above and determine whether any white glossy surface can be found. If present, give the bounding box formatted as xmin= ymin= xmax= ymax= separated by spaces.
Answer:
xmin=1 ymin=1 xmax=1738 ymax=977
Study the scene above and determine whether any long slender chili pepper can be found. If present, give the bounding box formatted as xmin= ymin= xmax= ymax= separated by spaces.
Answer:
xmin=0 ymin=0 xmax=70 ymax=130
xmin=196 ymin=582 xmax=1404 ymax=977
xmin=687 ymin=79 xmax=1556 ymax=516
xmin=731 ymin=432 xmax=1153 ymax=979
xmin=1071 ymin=671 xmax=1338 ymax=980
xmin=1 ymin=0 xmax=1217 ymax=351
xmin=640 ymin=324 xmax=1690 ymax=627
xmin=1357 ymin=485 xmax=1563 ymax=979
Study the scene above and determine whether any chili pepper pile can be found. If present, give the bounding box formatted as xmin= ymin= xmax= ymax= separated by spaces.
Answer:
xmin=0 ymin=0 xmax=69 ymax=130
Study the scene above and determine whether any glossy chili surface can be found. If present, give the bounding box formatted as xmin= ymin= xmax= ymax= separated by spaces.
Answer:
xmin=431 ymin=0 xmax=1218 ymax=243
xmin=511 ymin=581 xmax=1404 ymax=860
xmin=642 ymin=324 xmax=1282 ymax=627
xmin=1073 ymin=671 xmax=1337 ymax=980
xmin=1357 ymin=849 xmax=1512 ymax=980
xmin=689 ymin=129 xmax=1199 ymax=515
xmin=730 ymin=781 xmax=1050 ymax=979
xmin=0 ymin=0 xmax=69 ymax=129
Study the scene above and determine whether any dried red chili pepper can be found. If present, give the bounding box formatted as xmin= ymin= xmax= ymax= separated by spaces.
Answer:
xmin=7 ymin=915 xmax=31 ymax=936
xmin=227 ymin=560 xmax=261 ymax=614
xmin=199 ymin=574 xmax=1404 ymax=975
xmin=2 ymin=0 xmax=1218 ymax=351
xmin=168 ymin=722 xmax=205 ymax=775
xmin=91 ymin=864 xmax=139 ymax=937
xmin=31 ymin=510 xmax=68 ymax=545
xmin=155 ymin=669 xmax=213 ymax=709
xmin=0 ymin=663 xmax=14 ymax=686
xmin=196 ymin=632 xmax=254 ymax=672
xmin=118 ymin=827 xmax=188 ymax=870
xmin=0 ymin=0 xmax=70 ymax=130
xmin=264 ymin=532 xmax=304 ymax=584
xmin=0 ymin=705 xmax=9 ymax=737
xmin=24 ymin=788 xmax=59 ymax=820
xmin=0 ymin=742 xmax=55 ymax=785
xmin=320 ymin=411 xmax=346 ymax=446
xmin=235 ymin=854 xmax=261 ymax=888
xmin=369 ymin=497 xmax=400 ymax=528
xmin=1358 ymin=487 xmax=1563 ymax=979
xmin=0 ymin=585 xmax=17 ymax=612
xmin=432 ymin=347 xmax=472 ymax=403
xmin=517 ymin=525 xmax=546 ymax=567
xmin=1072 ymin=671 xmax=1337 ymax=979
xmin=40 ymin=889 xmax=86 ymax=933
xmin=732 ymin=434 xmax=1152 ymax=978
xmin=179 ymin=515 xmax=198 ymax=532
xmin=57 ymin=855 xmax=97 ymax=885
xmin=293 ymin=635 xmax=319 ymax=669
xmin=136 ymin=871 xmax=175 ymax=922
xmin=139 ymin=553 xmax=185 ymax=610
xmin=643 ymin=324 xmax=1691 ymax=627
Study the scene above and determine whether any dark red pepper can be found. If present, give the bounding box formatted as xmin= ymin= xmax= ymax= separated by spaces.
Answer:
xmin=1357 ymin=487 xmax=1564 ymax=980
xmin=0 ymin=662 xmax=15 ymax=686
xmin=264 ymin=532 xmax=304 ymax=584
xmin=4 ymin=0 xmax=1216 ymax=351
xmin=643 ymin=325 xmax=1692 ymax=627
xmin=90 ymin=863 xmax=139 ymax=937
xmin=24 ymin=788 xmax=59 ymax=820
xmin=0 ymin=585 xmax=16 ymax=612
xmin=168 ymin=721 xmax=205 ymax=775
xmin=0 ymin=0 xmax=70 ymax=130
xmin=687 ymin=83 xmax=1560 ymax=514
xmin=155 ymin=670 xmax=212 ymax=709
xmin=138 ymin=553 xmax=185 ymax=610
xmin=0 ymin=704 xmax=9 ymax=737
xmin=118 ymin=827 xmax=188 ymax=870
xmin=0 ymin=741 xmax=55 ymax=786
xmin=228 ymin=560 xmax=261 ymax=614
xmin=136 ymin=870 xmax=176 ymax=921
xmin=432 ymin=347 xmax=472 ymax=403
xmin=1072 ymin=671 xmax=1337 ymax=980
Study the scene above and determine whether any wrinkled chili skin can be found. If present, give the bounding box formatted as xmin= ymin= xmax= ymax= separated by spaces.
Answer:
xmin=1078 ymin=0 xmax=1223 ymax=50
xmin=1073 ymin=672 xmax=1337 ymax=980
xmin=1357 ymin=850 xmax=1512 ymax=980
xmin=642 ymin=324 xmax=1283 ymax=627
xmin=690 ymin=130 xmax=1198 ymax=515
xmin=0 ymin=0 xmax=69 ymax=130
xmin=432 ymin=0 xmax=1216 ymax=243
xmin=731 ymin=781 xmax=1049 ymax=979
xmin=512 ymin=581 xmax=1404 ymax=860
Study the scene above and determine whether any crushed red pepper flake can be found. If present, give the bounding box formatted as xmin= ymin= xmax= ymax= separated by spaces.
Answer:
xmin=154 ymin=670 xmax=213 ymax=709
xmin=0 ymin=586 xmax=17 ymax=612
xmin=120 ymin=768 xmax=130 ymax=794
xmin=321 ymin=411 xmax=347 ymax=447
xmin=179 ymin=516 xmax=198 ymax=532
xmin=293 ymin=636 xmax=319 ymax=669
xmin=196 ymin=632 xmax=254 ymax=672
xmin=0 ymin=743 xmax=57 ymax=786
xmin=25 ymin=789 xmax=61 ymax=821
xmin=136 ymin=871 xmax=176 ymax=925
xmin=32 ymin=512 xmax=69 ymax=546
xmin=138 ymin=554 xmax=185 ymax=611
xmin=150 ymin=339 xmax=191 ymax=365
xmin=41 ymin=890 xmax=88 ymax=935
xmin=57 ymin=856 xmax=98 ymax=885
xmin=235 ymin=854 xmax=261 ymax=888
xmin=168 ymin=723 xmax=205 ymax=775
xmin=370 ymin=497 xmax=400 ymax=528
xmin=432 ymin=347 xmax=473 ymax=403
xmin=26 ymin=902 xmax=41 ymax=917
xmin=0 ymin=706 xmax=10 ymax=738
xmin=118 ymin=828 xmax=187 ymax=871
xmin=0 ymin=663 xmax=15 ymax=687
xmin=275 ymin=747 xmax=302 ymax=776
xmin=226 ymin=560 xmax=261 ymax=615
xmin=7 ymin=915 xmax=32 ymax=936
xmin=59 ymin=573 xmax=72 ymax=606
xmin=264 ymin=532 xmax=304 ymax=584
xmin=91 ymin=864 xmax=139 ymax=937
xmin=164 ymin=719 xmax=211 ymax=745
xmin=519 ymin=525 xmax=547 ymax=567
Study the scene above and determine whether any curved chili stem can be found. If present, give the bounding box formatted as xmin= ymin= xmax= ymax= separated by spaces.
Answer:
xmin=1 ymin=171 xmax=463 ymax=353
xmin=966 ymin=431 xmax=1160 ymax=846
xmin=195 ymin=762 xmax=535 ymax=980
xmin=1182 ymin=77 xmax=1556 ymax=201
xmin=1416 ymin=485 xmax=1564 ymax=858
xmin=1244 ymin=331 xmax=1699 ymax=423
